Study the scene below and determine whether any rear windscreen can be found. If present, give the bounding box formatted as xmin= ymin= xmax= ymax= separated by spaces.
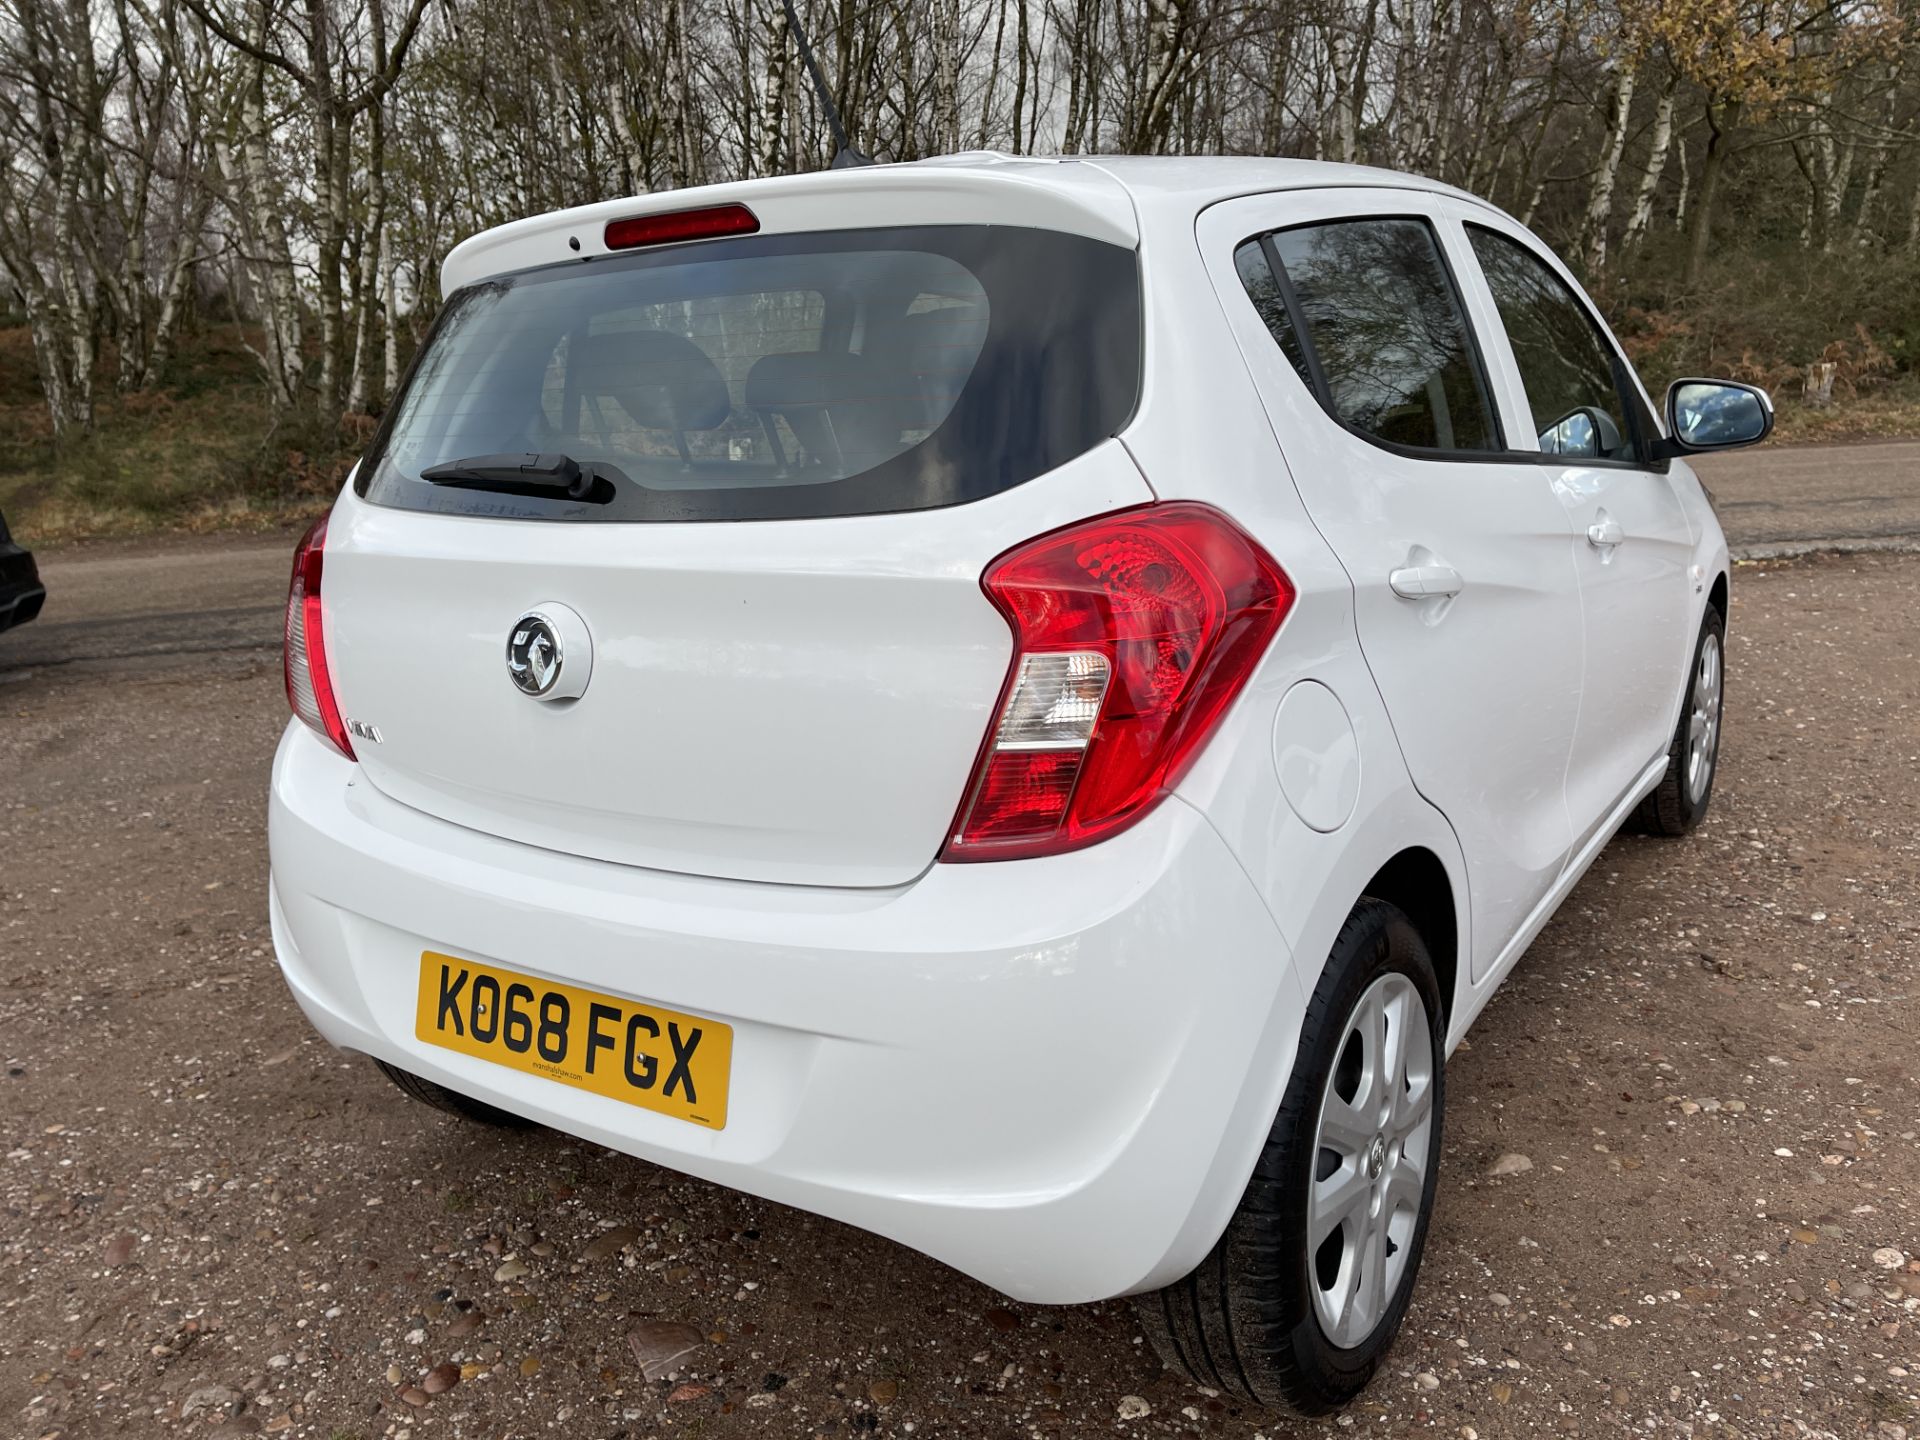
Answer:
xmin=356 ymin=225 xmax=1142 ymax=522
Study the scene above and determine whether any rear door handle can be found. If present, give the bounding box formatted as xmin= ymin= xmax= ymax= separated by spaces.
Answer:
xmin=1587 ymin=515 xmax=1625 ymax=548
xmin=1388 ymin=563 xmax=1464 ymax=600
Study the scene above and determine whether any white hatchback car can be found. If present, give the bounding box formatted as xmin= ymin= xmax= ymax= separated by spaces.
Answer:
xmin=269 ymin=155 xmax=1771 ymax=1412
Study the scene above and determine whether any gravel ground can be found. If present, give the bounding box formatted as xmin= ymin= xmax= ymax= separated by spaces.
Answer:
xmin=3 ymin=550 xmax=1918 ymax=1440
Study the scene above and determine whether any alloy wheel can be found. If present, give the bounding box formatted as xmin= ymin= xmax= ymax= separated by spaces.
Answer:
xmin=1685 ymin=631 xmax=1723 ymax=806
xmin=1307 ymin=972 xmax=1436 ymax=1350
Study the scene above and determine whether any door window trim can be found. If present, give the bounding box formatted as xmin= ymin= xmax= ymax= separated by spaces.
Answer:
xmin=1459 ymin=220 xmax=1668 ymax=473
xmin=1227 ymin=205 xmax=1669 ymax=476
xmin=1237 ymin=213 xmax=1509 ymax=463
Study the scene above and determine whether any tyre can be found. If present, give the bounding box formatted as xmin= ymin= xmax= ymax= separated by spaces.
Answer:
xmin=374 ymin=1059 xmax=533 ymax=1128
xmin=1138 ymin=899 xmax=1446 ymax=1414
xmin=1628 ymin=604 xmax=1725 ymax=837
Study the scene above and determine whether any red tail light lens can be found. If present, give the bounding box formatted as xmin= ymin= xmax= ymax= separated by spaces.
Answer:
xmin=603 ymin=203 xmax=760 ymax=251
xmin=284 ymin=515 xmax=356 ymax=761
xmin=944 ymin=503 xmax=1293 ymax=861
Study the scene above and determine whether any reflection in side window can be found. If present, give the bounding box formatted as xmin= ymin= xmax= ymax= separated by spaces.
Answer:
xmin=1239 ymin=218 xmax=1497 ymax=453
xmin=1232 ymin=240 xmax=1312 ymax=390
xmin=1465 ymin=226 xmax=1638 ymax=462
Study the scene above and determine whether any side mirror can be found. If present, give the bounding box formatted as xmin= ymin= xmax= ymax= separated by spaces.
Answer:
xmin=1539 ymin=405 xmax=1624 ymax=458
xmin=1658 ymin=378 xmax=1773 ymax=456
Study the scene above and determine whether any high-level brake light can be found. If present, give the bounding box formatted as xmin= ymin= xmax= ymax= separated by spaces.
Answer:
xmin=603 ymin=204 xmax=760 ymax=252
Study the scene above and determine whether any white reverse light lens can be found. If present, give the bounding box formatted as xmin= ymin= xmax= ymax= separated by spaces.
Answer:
xmin=285 ymin=572 xmax=321 ymax=731
xmin=991 ymin=652 xmax=1111 ymax=750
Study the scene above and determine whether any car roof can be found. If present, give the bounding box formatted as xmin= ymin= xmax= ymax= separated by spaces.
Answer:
xmin=943 ymin=152 xmax=1499 ymax=212
xmin=439 ymin=154 xmax=1510 ymax=295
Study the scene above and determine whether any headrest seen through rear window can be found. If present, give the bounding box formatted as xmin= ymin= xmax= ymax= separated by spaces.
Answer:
xmin=570 ymin=330 xmax=731 ymax=431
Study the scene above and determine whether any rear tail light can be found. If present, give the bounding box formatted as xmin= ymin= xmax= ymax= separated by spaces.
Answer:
xmin=284 ymin=515 xmax=356 ymax=761
xmin=603 ymin=203 xmax=760 ymax=251
xmin=944 ymin=503 xmax=1294 ymax=861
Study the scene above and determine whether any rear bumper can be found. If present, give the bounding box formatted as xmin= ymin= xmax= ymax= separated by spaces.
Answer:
xmin=0 ymin=542 xmax=44 ymax=633
xmin=268 ymin=721 xmax=1304 ymax=1302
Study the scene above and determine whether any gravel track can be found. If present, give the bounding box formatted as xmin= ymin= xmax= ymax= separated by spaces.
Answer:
xmin=2 ymin=528 xmax=1917 ymax=1440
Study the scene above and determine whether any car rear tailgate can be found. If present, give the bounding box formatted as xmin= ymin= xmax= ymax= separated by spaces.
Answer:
xmin=321 ymin=442 xmax=1152 ymax=887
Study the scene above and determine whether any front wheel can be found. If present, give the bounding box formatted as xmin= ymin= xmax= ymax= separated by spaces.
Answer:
xmin=1138 ymin=898 xmax=1445 ymax=1413
xmin=1630 ymin=603 xmax=1725 ymax=836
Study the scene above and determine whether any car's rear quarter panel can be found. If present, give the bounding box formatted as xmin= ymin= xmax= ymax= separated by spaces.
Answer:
xmin=1126 ymin=183 xmax=1474 ymax=1018
xmin=1085 ymin=183 xmax=1475 ymax=1275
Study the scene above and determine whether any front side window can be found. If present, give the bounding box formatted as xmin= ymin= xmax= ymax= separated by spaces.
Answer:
xmin=1236 ymin=217 xmax=1498 ymax=454
xmin=1466 ymin=226 xmax=1640 ymax=462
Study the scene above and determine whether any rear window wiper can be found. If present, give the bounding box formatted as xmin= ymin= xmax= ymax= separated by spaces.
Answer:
xmin=419 ymin=452 xmax=617 ymax=503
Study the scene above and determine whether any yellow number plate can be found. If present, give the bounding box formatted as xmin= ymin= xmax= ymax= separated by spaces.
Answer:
xmin=414 ymin=953 xmax=731 ymax=1129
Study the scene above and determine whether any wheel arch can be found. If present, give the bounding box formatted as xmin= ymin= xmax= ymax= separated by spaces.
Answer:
xmin=1708 ymin=570 xmax=1729 ymax=623
xmin=1359 ymin=847 xmax=1460 ymax=1028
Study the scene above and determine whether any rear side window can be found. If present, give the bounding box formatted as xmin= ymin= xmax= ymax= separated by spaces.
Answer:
xmin=1232 ymin=240 xmax=1311 ymax=389
xmin=358 ymin=226 xmax=1141 ymax=522
xmin=1235 ymin=218 xmax=1497 ymax=454
xmin=1465 ymin=226 xmax=1640 ymax=462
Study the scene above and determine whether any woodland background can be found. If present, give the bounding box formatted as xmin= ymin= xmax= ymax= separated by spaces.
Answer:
xmin=3 ymin=0 xmax=1918 ymax=535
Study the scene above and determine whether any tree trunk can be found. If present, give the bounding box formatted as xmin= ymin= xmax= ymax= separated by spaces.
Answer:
xmin=1259 ymin=17 xmax=1294 ymax=155
xmin=1684 ymin=100 xmax=1739 ymax=289
xmin=50 ymin=166 xmax=97 ymax=435
xmin=1011 ymin=0 xmax=1031 ymax=153
xmin=1674 ymin=127 xmax=1690 ymax=230
xmin=1826 ymin=136 xmax=1854 ymax=250
xmin=1851 ymin=69 xmax=1903 ymax=248
xmin=145 ymin=186 xmax=211 ymax=384
xmin=1085 ymin=0 xmax=1103 ymax=148
xmin=759 ymin=0 xmax=789 ymax=175
xmin=1327 ymin=24 xmax=1360 ymax=163
xmin=596 ymin=0 xmax=645 ymax=187
xmin=6 ymin=0 xmax=100 ymax=438
xmin=1622 ymin=79 xmax=1675 ymax=252
xmin=887 ymin=0 xmax=919 ymax=158
xmin=304 ymin=0 xmax=350 ymax=416
xmin=932 ymin=0 xmax=960 ymax=153
xmin=1506 ymin=3 xmax=1574 ymax=217
xmin=347 ymin=103 xmax=386 ymax=414
xmin=1061 ymin=0 xmax=1095 ymax=154
xmin=20 ymin=291 xmax=77 ymax=440
xmin=381 ymin=237 xmax=401 ymax=398
xmin=1126 ymin=0 xmax=1193 ymax=154
xmin=1581 ymin=62 xmax=1636 ymax=277
xmin=228 ymin=37 xmax=306 ymax=410
xmin=664 ymin=0 xmax=698 ymax=184
xmin=976 ymin=0 xmax=1006 ymax=149
xmin=1792 ymin=140 xmax=1820 ymax=248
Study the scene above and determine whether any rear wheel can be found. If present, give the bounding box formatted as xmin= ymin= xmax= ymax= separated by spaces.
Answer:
xmin=1138 ymin=899 xmax=1445 ymax=1413
xmin=374 ymin=1060 xmax=532 ymax=1128
xmin=1629 ymin=604 xmax=1725 ymax=837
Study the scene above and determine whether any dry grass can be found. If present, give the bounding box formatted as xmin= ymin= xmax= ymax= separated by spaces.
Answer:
xmin=0 ymin=323 xmax=354 ymax=544
xmin=1767 ymin=377 xmax=1920 ymax=445
xmin=1606 ymin=237 xmax=1920 ymax=450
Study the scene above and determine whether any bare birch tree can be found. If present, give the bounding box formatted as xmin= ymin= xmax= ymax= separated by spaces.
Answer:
xmin=5 ymin=0 xmax=1919 ymax=437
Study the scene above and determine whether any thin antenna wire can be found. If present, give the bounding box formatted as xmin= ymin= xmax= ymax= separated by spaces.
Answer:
xmin=780 ymin=0 xmax=874 ymax=168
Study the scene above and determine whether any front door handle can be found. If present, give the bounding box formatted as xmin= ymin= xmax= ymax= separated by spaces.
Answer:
xmin=1389 ymin=563 xmax=1464 ymax=600
xmin=1587 ymin=515 xmax=1625 ymax=548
